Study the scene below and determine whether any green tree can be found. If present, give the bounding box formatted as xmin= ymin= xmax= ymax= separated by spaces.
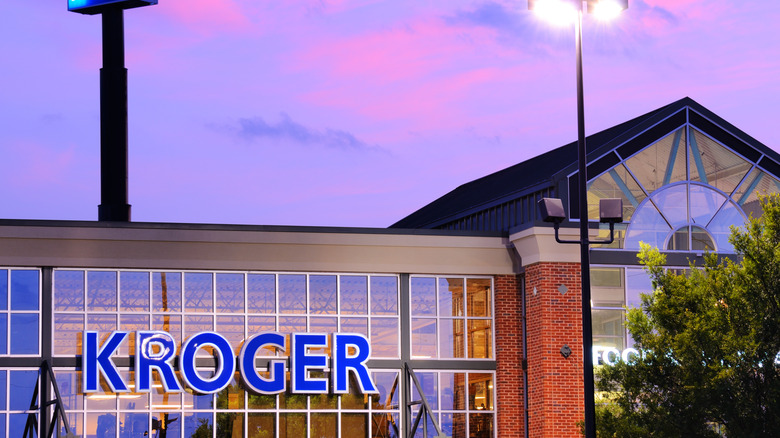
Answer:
xmin=595 ymin=195 xmax=780 ymax=437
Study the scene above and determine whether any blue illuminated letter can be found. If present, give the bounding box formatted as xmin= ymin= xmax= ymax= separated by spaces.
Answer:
xmin=135 ymin=331 xmax=182 ymax=392
xmin=180 ymin=332 xmax=236 ymax=394
xmin=83 ymin=331 xmax=129 ymax=393
xmin=239 ymin=333 xmax=286 ymax=394
xmin=290 ymin=333 xmax=328 ymax=393
xmin=331 ymin=333 xmax=378 ymax=394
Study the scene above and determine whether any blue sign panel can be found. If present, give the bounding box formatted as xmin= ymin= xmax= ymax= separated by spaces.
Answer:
xmin=69 ymin=0 xmax=158 ymax=15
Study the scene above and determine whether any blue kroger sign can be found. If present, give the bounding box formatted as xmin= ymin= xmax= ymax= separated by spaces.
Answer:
xmin=83 ymin=331 xmax=378 ymax=395
xmin=68 ymin=0 xmax=158 ymax=14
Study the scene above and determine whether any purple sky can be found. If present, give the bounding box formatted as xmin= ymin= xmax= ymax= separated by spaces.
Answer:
xmin=1 ymin=0 xmax=779 ymax=227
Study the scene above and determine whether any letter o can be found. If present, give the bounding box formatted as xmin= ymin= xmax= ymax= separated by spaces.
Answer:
xmin=180 ymin=332 xmax=235 ymax=394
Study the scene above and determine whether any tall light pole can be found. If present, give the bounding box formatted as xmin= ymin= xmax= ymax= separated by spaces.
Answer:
xmin=529 ymin=1 xmax=628 ymax=438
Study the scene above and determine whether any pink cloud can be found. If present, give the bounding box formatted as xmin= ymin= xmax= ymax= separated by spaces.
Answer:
xmin=154 ymin=0 xmax=252 ymax=36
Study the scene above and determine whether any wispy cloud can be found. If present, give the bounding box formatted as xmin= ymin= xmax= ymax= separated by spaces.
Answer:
xmin=236 ymin=113 xmax=378 ymax=151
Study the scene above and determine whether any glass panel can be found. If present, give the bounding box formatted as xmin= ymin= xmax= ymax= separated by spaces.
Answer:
xmin=440 ymin=372 xmax=466 ymax=410
xmin=10 ymin=314 xmax=38 ymax=355
xmin=184 ymin=272 xmax=213 ymax=313
xmin=626 ymin=128 xmax=687 ymax=194
xmin=9 ymin=369 xmax=38 ymax=410
xmin=53 ymin=370 xmax=82 ymax=411
xmin=216 ymin=375 xmax=245 ymax=409
xmin=11 ymin=270 xmax=39 ymax=310
xmin=279 ymin=274 xmax=306 ymax=314
xmin=593 ymin=336 xmax=624 ymax=352
xmin=467 ymin=279 xmax=491 ymax=317
xmin=311 ymin=413 xmax=337 ymax=438
xmin=279 ymin=374 xmax=306 ymax=409
xmin=341 ymin=317 xmax=368 ymax=337
xmin=469 ymin=413 xmax=494 ymax=437
xmin=152 ymin=272 xmax=181 ymax=312
xmin=309 ymin=275 xmax=337 ymax=315
xmin=185 ymin=315 xmax=214 ymax=357
xmin=88 ymin=412 xmax=117 ymax=437
xmin=279 ymin=317 xmax=306 ymax=353
xmin=184 ymin=384 xmax=214 ymax=410
xmin=591 ymin=267 xmax=624 ymax=307
xmin=247 ymin=274 xmax=275 ymax=314
xmin=340 ymin=275 xmax=368 ymax=315
xmin=468 ymin=373 xmax=493 ymax=410
xmin=310 ymin=317 xmax=337 ymax=354
xmin=439 ymin=278 xmax=464 ymax=317
xmin=248 ymin=316 xmax=276 ymax=356
xmin=216 ymin=412 xmax=243 ymax=437
xmin=371 ymin=317 xmax=399 ymax=358
xmin=152 ymin=314 xmax=181 ymax=342
xmin=691 ymin=226 xmax=715 ymax=251
xmin=88 ymin=314 xmax=117 ymax=346
xmin=689 ymin=128 xmax=752 ymax=195
xmin=371 ymin=372 xmax=400 ymax=410
xmin=120 ymin=411 xmax=148 ymax=437
xmin=373 ymin=413 xmax=401 ymax=438
xmin=734 ymin=169 xmax=780 ymax=218
xmin=0 ymin=370 xmax=5 ymax=410
xmin=467 ymin=320 xmax=492 ymax=359
xmin=411 ymin=278 xmax=436 ymax=316
xmin=216 ymin=273 xmax=244 ymax=313
xmin=592 ymin=222 xmax=627 ymax=249
xmin=689 ymin=184 xmax=726 ymax=227
xmin=652 ymin=184 xmax=688 ymax=228
xmin=410 ymin=372 xmax=437 ymax=410
xmin=626 ymin=267 xmax=653 ymax=309
xmin=279 ymin=413 xmax=306 ymax=438
xmin=247 ymin=413 xmax=274 ymax=436
xmin=709 ymin=200 xmax=745 ymax=252
xmin=442 ymin=412 xmax=467 ymax=438
xmin=62 ymin=412 xmax=83 ymax=438
xmin=310 ymin=379 xmax=338 ymax=409
xmin=624 ymin=199 xmax=672 ymax=249
xmin=216 ymin=315 xmax=245 ymax=353
xmin=371 ymin=276 xmax=398 ymax=315
xmin=0 ymin=314 xmax=6 ymax=354
xmin=592 ymin=309 xmax=624 ymax=338
xmin=119 ymin=314 xmax=150 ymax=356
xmin=342 ymin=413 xmax=368 ymax=436
xmin=119 ymin=271 xmax=149 ymax=312
xmin=152 ymin=413 xmax=181 ymax=437
xmin=588 ymin=164 xmax=646 ymax=221
xmin=151 ymin=390 xmax=182 ymax=411
xmin=118 ymin=371 xmax=147 ymax=411
xmin=412 ymin=318 xmax=437 ymax=358
xmin=0 ymin=270 xmax=5 ymax=310
xmin=439 ymin=319 xmax=464 ymax=358
xmin=248 ymin=393 xmax=275 ymax=409
xmin=54 ymin=270 xmax=84 ymax=311
xmin=183 ymin=412 xmax=213 ymax=437
xmin=88 ymin=271 xmax=117 ymax=312
xmin=342 ymin=373 xmax=369 ymax=409
xmin=667 ymin=227 xmax=689 ymax=251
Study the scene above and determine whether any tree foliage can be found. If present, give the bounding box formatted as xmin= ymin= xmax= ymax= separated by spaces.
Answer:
xmin=595 ymin=194 xmax=780 ymax=437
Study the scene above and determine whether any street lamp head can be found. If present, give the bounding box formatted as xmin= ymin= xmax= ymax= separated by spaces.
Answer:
xmin=587 ymin=0 xmax=628 ymax=21
xmin=599 ymin=198 xmax=623 ymax=223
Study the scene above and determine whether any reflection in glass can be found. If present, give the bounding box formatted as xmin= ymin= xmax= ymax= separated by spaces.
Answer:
xmin=438 ymin=278 xmax=463 ymax=317
xmin=279 ymin=413 xmax=306 ymax=438
xmin=88 ymin=271 xmax=117 ymax=312
xmin=466 ymin=279 xmax=491 ymax=317
xmin=311 ymin=412 xmax=337 ymax=438
xmin=10 ymin=313 xmax=38 ymax=355
xmin=371 ymin=372 xmax=400 ymax=410
xmin=54 ymin=270 xmax=84 ymax=311
xmin=218 ymin=375 xmax=247 ymax=409
xmin=734 ymin=169 xmax=780 ymax=218
xmin=342 ymin=413 xmax=368 ymax=436
xmin=216 ymin=315 xmax=245 ymax=353
xmin=248 ymin=393 xmax=275 ymax=410
xmin=310 ymin=317 xmax=337 ymax=355
xmin=216 ymin=273 xmax=244 ymax=313
xmin=216 ymin=412 xmax=243 ymax=438
xmin=626 ymin=267 xmax=653 ymax=309
xmin=0 ymin=370 xmax=6 ymax=410
xmin=373 ymin=412 xmax=401 ymax=438
xmin=185 ymin=272 xmax=213 ymax=313
xmin=689 ymin=184 xmax=725 ymax=226
xmin=440 ymin=372 xmax=466 ymax=411
xmin=279 ymin=275 xmax=306 ymax=314
xmin=0 ymin=270 xmax=5 ymax=311
xmin=467 ymin=320 xmax=492 ymax=359
xmin=371 ymin=317 xmax=399 ymax=358
xmin=469 ymin=412 xmax=494 ymax=437
xmin=411 ymin=277 xmax=436 ymax=316
xmin=248 ymin=413 xmax=274 ymax=436
xmin=652 ymin=184 xmax=688 ymax=227
xmin=341 ymin=317 xmax=368 ymax=337
xmin=442 ymin=412 xmax=467 ymax=438
xmin=185 ymin=315 xmax=214 ymax=357
xmin=279 ymin=374 xmax=306 ymax=410
xmin=309 ymin=275 xmax=337 ymax=315
xmin=119 ymin=271 xmax=150 ymax=312
xmin=248 ymin=316 xmax=276 ymax=356
xmin=588 ymin=164 xmax=646 ymax=222
xmin=119 ymin=314 xmax=150 ymax=356
xmin=340 ymin=275 xmax=368 ymax=315
xmin=371 ymin=276 xmax=398 ymax=315
xmin=624 ymin=199 xmax=671 ymax=249
xmin=153 ymin=272 xmax=181 ymax=312
xmin=152 ymin=412 xmax=181 ymax=437
xmin=11 ymin=270 xmax=39 ymax=310
xmin=689 ymin=128 xmax=751 ymax=196
xmin=468 ymin=373 xmax=493 ymax=410
xmin=592 ymin=309 xmax=624 ymax=340
xmin=247 ymin=274 xmax=275 ymax=314
xmin=153 ymin=314 xmax=181 ymax=345
xmin=120 ymin=411 xmax=148 ymax=438
xmin=440 ymin=319 xmax=464 ymax=358
xmin=591 ymin=268 xmax=624 ymax=307
xmin=342 ymin=373 xmax=368 ymax=410
xmin=626 ymin=128 xmax=687 ymax=194
xmin=709 ymin=200 xmax=744 ymax=252
xmin=411 ymin=372 xmax=438 ymax=410
xmin=412 ymin=318 xmax=437 ymax=358
xmin=0 ymin=314 xmax=5 ymax=354
xmin=87 ymin=412 xmax=117 ymax=438
xmin=184 ymin=412 xmax=213 ymax=437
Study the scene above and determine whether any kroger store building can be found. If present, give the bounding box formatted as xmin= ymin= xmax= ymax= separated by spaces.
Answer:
xmin=2 ymin=98 xmax=780 ymax=438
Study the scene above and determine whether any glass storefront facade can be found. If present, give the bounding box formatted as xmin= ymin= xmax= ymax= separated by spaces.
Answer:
xmin=0 ymin=268 xmax=496 ymax=438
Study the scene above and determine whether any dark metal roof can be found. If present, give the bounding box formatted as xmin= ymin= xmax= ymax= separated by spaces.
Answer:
xmin=391 ymin=97 xmax=780 ymax=229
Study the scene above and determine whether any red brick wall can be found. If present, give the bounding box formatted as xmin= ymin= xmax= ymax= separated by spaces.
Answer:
xmin=525 ymin=262 xmax=584 ymax=437
xmin=494 ymin=274 xmax=525 ymax=438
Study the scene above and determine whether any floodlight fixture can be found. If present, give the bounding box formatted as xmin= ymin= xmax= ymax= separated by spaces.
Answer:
xmin=539 ymin=198 xmax=567 ymax=224
xmin=599 ymin=198 xmax=623 ymax=223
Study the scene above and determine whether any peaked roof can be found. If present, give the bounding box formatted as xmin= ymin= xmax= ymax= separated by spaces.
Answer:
xmin=391 ymin=97 xmax=780 ymax=229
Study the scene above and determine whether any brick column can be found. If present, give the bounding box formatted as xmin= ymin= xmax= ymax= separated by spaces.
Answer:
xmin=525 ymin=262 xmax=584 ymax=437
xmin=494 ymin=274 xmax=525 ymax=438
